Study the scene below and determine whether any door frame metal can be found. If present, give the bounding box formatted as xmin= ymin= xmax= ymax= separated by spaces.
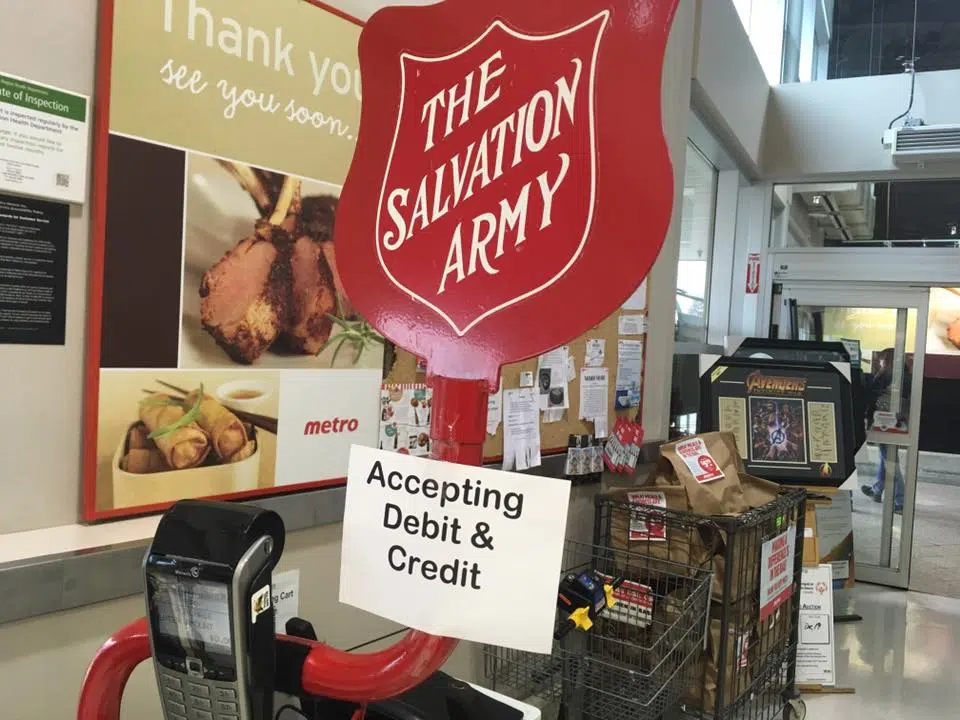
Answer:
xmin=775 ymin=282 xmax=929 ymax=589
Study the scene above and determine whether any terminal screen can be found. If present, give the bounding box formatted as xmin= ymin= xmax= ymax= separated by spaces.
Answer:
xmin=151 ymin=575 xmax=233 ymax=654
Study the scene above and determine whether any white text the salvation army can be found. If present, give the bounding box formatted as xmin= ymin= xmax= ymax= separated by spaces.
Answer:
xmin=380 ymin=52 xmax=584 ymax=295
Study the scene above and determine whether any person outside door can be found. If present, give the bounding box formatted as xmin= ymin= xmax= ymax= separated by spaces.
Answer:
xmin=861 ymin=348 xmax=909 ymax=513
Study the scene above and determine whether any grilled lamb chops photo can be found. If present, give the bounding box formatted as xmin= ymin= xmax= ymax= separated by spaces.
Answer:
xmin=193 ymin=160 xmax=376 ymax=366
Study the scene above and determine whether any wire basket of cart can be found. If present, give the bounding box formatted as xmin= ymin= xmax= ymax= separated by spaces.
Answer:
xmin=484 ymin=537 xmax=712 ymax=720
xmin=594 ymin=487 xmax=807 ymax=720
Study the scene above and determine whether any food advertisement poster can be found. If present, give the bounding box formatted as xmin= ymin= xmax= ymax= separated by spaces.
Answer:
xmin=84 ymin=0 xmax=382 ymax=520
xmin=928 ymin=288 xmax=960 ymax=356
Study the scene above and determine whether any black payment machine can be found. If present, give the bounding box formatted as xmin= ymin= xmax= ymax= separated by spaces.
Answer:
xmin=137 ymin=499 xmax=524 ymax=720
xmin=145 ymin=500 xmax=285 ymax=720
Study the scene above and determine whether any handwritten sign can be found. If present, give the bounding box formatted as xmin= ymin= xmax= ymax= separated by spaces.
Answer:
xmin=339 ymin=445 xmax=570 ymax=653
xmin=760 ymin=526 xmax=797 ymax=621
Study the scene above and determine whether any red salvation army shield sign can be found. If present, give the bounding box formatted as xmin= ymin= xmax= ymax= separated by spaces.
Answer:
xmin=336 ymin=0 xmax=679 ymax=385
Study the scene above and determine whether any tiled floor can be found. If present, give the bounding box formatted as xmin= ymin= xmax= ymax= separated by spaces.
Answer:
xmin=852 ymin=450 xmax=960 ymax=597
xmin=806 ymin=585 xmax=960 ymax=719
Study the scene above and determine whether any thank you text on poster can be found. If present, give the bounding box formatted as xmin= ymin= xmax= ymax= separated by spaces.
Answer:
xmin=340 ymin=445 xmax=570 ymax=653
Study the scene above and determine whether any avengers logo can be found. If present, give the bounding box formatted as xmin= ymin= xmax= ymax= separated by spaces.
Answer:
xmin=746 ymin=372 xmax=808 ymax=396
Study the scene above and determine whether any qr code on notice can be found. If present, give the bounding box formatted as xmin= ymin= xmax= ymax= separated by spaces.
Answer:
xmin=56 ymin=173 xmax=70 ymax=188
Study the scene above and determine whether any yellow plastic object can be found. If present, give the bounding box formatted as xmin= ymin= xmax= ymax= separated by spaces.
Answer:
xmin=569 ymin=606 xmax=593 ymax=632
xmin=604 ymin=584 xmax=617 ymax=609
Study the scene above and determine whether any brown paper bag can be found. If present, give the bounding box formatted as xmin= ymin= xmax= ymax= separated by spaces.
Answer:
xmin=607 ymin=485 xmax=712 ymax=575
xmin=686 ymin=613 xmax=754 ymax=712
xmin=661 ymin=433 xmax=748 ymax=516
xmin=742 ymin=473 xmax=780 ymax=510
xmin=753 ymin=596 xmax=792 ymax=674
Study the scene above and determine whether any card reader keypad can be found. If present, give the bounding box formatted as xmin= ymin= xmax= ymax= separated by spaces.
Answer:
xmin=161 ymin=671 xmax=242 ymax=720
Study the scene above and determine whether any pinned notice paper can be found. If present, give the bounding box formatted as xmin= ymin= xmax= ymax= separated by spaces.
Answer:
xmin=585 ymin=339 xmax=605 ymax=367
xmin=621 ymin=279 xmax=647 ymax=311
xmin=538 ymin=348 xmax=569 ymax=411
xmin=340 ymin=446 xmax=570 ymax=654
xmin=615 ymin=339 xmax=644 ymax=409
xmin=487 ymin=380 xmax=503 ymax=435
xmin=618 ymin=314 xmax=647 ymax=336
xmin=503 ymin=388 xmax=541 ymax=471
xmin=580 ymin=367 xmax=609 ymax=421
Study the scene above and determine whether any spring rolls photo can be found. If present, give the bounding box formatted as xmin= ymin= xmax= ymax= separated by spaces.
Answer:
xmin=184 ymin=389 xmax=249 ymax=461
xmin=139 ymin=395 xmax=211 ymax=469
xmin=227 ymin=440 xmax=257 ymax=464
xmin=127 ymin=423 xmax=154 ymax=451
xmin=121 ymin=449 xmax=169 ymax=474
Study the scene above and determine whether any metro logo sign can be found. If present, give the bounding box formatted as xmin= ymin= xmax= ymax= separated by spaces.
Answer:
xmin=336 ymin=0 xmax=679 ymax=384
xmin=303 ymin=418 xmax=361 ymax=435
xmin=376 ymin=15 xmax=607 ymax=336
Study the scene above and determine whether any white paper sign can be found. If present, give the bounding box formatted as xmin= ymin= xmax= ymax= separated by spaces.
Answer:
xmin=538 ymin=348 xmax=569 ymax=411
xmin=621 ymin=279 xmax=647 ymax=310
xmin=760 ymin=526 xmax=797 ymax=621
xmin=585 ymin=339 xmax=605 ymax=367
xmin=340 ymin=446 xmax=571 ymax=654
xmin=487 ymin=380 xmax=504 ymax=436
xmin=0 ymin=72 xmax=89 ymax=203
xmin=504 ymin=388 xmax=541 ymax=471
xmin=271 ymin=569 xmax=301 ymax=631
xmin=579 ymin=367 xmax=608 ymax=421
xmin=593 ymin=415 xmax=608 ymax=439
xmin=797 ymin=565 xmax=835 ymax=686
xmin=618 ymin=314 xmax=647 ymax=336
xmin=615 ymin=339 xmax=644 ymax=409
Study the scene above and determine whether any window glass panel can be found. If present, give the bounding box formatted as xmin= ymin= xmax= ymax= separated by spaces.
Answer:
xmin=675 ymin=143 xmax=718 ymax=342
xmin=771 ymin=179 xmax=960 ymax=248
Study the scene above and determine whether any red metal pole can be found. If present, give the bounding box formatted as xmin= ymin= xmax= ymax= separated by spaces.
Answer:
xmin=301 ymin=375 xmax=489 ymax=699
xmin=77 ymin=617 xmax=151 ymax=720
xmin=78 ymin=377 xmax=490 ymax=717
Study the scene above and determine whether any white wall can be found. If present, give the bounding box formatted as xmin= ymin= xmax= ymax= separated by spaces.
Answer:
xmin=643 ymin=0 xmax=698 ymax=440
xmin=690 ymin=0 xmax=771 ymax=177
xmin=0 ymin=0 xmax=97 ymax=533
xmin=763 ymin=68 xmax=960 ymax=181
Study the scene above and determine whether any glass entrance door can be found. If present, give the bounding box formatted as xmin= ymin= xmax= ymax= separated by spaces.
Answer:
xmin=774 ymin=283 xmax=929 ymax=588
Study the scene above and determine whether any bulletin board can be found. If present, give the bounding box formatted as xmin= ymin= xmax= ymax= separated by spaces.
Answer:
xmin=386 ymin=300 xmax=648 ymax=460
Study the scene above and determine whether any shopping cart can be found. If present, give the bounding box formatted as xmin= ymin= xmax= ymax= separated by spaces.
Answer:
xmin=594 ymin=489 xmax=808 ymax=720
xmin=484 ymin=537 xmax=713 ymax=720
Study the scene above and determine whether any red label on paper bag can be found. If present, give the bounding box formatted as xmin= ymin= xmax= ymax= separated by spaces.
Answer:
xmin=335 ymin=0 xmax=679 ymax=384
xmin=627 ymin=491 xmax=666 ymax=541
xmin=675 ymin=438 xmax=725 ymax=484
